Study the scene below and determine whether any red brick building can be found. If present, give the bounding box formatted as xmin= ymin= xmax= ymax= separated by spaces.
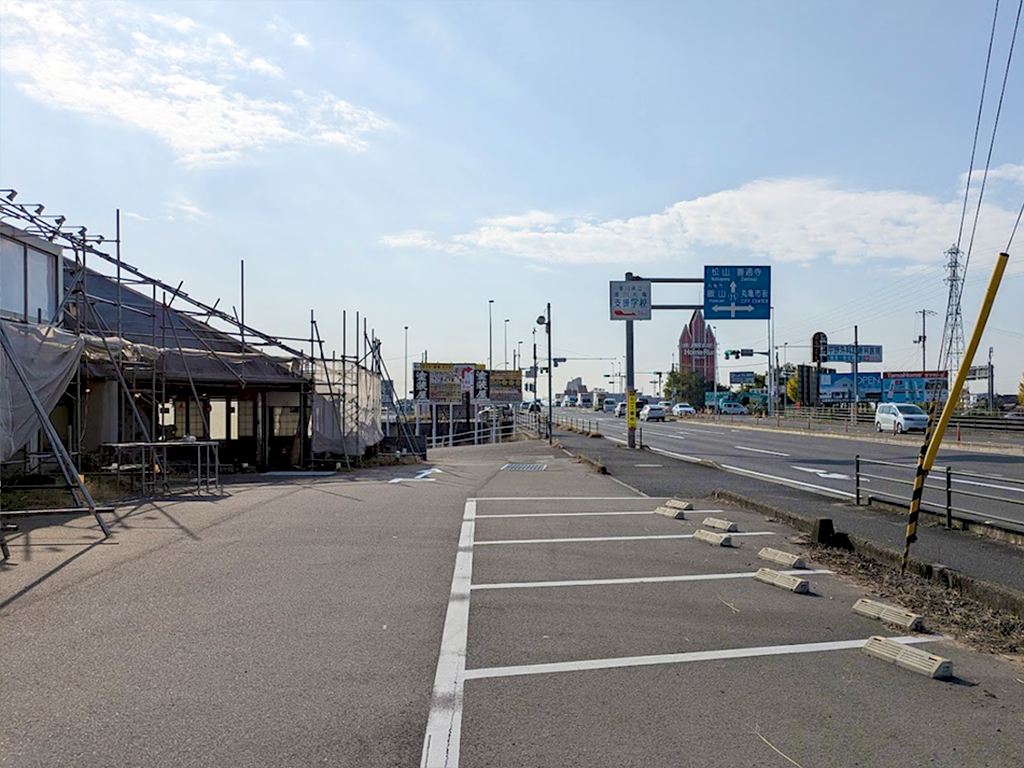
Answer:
xmin=678 ymin=310 xmax=717 ymax=385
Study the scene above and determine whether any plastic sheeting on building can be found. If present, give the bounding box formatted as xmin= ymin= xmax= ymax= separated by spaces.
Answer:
xmin=310 ymin=362 xmax=382 ymax=456
xmin=0 ymin=320 xmax=84 ymax=462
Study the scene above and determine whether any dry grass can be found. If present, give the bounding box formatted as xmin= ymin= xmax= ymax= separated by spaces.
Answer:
xmin=806 ymin=542 xmax=1024 ymax=659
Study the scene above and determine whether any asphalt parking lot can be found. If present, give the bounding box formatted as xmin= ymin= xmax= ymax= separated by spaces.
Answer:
xmin=426 ymin=454 xmax=1024 ymax=768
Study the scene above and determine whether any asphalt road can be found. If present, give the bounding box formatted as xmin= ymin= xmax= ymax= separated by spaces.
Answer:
xmin=4 ymin=442 xmax=1023 ymax=767
xmin=560 ymin=410 xmax=1024 ymax=529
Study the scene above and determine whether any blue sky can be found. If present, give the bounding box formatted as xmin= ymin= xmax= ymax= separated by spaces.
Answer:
xmin=2 ymin=0 xmax=1022 ymax=396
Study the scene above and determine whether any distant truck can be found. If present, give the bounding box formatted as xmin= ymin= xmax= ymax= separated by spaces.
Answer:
xmin=578 ymin=393 xmax=593 ymax=409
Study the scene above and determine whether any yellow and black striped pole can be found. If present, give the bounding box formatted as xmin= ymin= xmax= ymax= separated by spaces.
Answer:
xmin=901 ymin=252 xmax=1010 ymax=574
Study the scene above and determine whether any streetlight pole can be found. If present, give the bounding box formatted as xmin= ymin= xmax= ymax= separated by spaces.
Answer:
xmin=517 ymin=340 xmax=523 ymax=370
xmin=504 ymin=318 xmax=509 ymax=369
xmin=488 ymin=299 xmax=494 ymax=369
xmin=537 ymin=304 xmax=552 ymax=445
xmin=403 ymin=325 xmax=409 ymax=401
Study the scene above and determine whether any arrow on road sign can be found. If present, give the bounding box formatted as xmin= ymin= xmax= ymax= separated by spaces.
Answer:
xmin=792 ymin=465 xmax=850 ymax=480
xmin=712 ymin=304 xmax=756 ymax=318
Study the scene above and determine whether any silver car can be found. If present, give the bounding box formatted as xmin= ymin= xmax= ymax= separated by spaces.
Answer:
xmin=875 ymin=403 xmax=929 ymax=433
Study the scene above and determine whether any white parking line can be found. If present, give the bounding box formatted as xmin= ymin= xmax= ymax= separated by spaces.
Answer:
xmin=476 ymin=511 xmax=657 ymax=519
xmin=475 ymin=496 xmax=661 ymax=502
xmin=463 ymin=635 xmax=936 ymax=681
xmin=475 ymin=532 xmax=776 ymax=545
xmin=420 ymin=500 xmax=475 ymax=768
xmin=735 ymin=445 xmax=790 ymax=457
xmin=471 ymin=569 xmax=832 ymax=591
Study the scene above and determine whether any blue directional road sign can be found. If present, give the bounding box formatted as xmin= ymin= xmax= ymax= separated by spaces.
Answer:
xmin=703 ymin=266 xmax=771 ymax=320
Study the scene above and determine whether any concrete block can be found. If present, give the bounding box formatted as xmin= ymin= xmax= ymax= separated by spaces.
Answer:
xmin=853 ymin=599 xmax=924 ymax=630
xmin=694 ymin=529 xmax=733 ymax=547
xmin=702 ymin=517 xmax=738 ymax=532
xmin=666 ymin=499 xmax=692 ymax=511
xmin=758 ymin=547 xmax=806 ymax=569
xmin=754 ymin=568 xmax=809 ymax=593
xmin=654 ymin=506 xmax=686 ymax=520
xmin=862 ymin=636 xmax=951 ymax=679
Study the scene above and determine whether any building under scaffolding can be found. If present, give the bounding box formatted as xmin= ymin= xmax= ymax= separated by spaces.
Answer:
xmin=1 ymin=194 xmax=384 ymax=494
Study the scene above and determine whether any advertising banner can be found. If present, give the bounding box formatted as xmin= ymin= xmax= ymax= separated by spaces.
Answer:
xmin=882 ymin=371 xmax=948 ymax=404
xmin=488 ymin=370 xmax=523 ymax=403
xmin=818 ymin=372 xmax=883 ymax=402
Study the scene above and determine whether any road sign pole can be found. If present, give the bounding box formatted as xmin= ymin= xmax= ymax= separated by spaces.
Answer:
xmin=626 ymin=316 xmax=635 ymax=448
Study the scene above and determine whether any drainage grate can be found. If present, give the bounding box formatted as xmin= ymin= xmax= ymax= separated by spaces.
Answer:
xmin=500 ymin=463 xmax=547 ymax=472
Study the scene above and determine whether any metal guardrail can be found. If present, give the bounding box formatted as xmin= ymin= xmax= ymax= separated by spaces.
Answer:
xmin=552 ymin=414 xmax=602 ymax=436
xmin=854 ymin=455 xmax=1024 ymax=532
xmin=777 ymin=407 xmax=1024 ymax=433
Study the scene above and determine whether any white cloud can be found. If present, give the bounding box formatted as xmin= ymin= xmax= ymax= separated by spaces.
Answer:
xmin=0 ymin=0 xmax=389 ymax=167
xmin=267 ymin=14 xmax=314 ymax=51
xmin=163 ymin=198 xmax=209 ymax=220
xmin=381 ymin=176 xmax=1022 ymax=268
xmin=960 ymin=162 xmax=1024 ymax=190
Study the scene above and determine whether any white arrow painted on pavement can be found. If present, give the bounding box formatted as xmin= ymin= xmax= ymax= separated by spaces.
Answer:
xmin=389 ymin=467 xmax=443 ymax=483
xmin=791 ymin=465 xmax=850 ymax=480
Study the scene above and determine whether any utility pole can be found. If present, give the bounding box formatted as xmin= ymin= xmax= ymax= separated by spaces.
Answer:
xmin=914 ymin=309 xmax=937 ymax=371
xmin=488 ymin=299 xmax=494 ymax=370
xmin=988 ymin=346 xmax=995 ymax=413
xmin=504 ymin=318 xmax=509 ymax=369
xmin=851 ymin=325 xmax=859 ymax=425
xmin=403 ymin=325 xmax=409 ymax=401
xmin=532 ymin=328 xmax=538 ymax=402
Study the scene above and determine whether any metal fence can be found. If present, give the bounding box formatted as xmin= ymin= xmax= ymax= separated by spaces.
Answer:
xmin=854 ymin=455 xmax=1024 ymax=533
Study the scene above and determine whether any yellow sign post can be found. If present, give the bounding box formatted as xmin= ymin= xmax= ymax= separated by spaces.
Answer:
xmin=627 ymin=389 xmax=638 ymax=429
xmin=901 ymin=252 xmax=1009 ymax=573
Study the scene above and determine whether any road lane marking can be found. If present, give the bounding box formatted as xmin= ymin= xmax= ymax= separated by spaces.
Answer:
xmin=791 ymin=465 xmax=851 ymax=480
xmin=735 ymin=445 xmax=790 ymax=457
xmin=420 ymin=500 xmax=475 ymax=768
xmin=951 ymin=477 xmax=1024 ymax=494
xmin=718 ymin=464 xmax=856 ymax=498
xmin=476 ymin=511 xmax=657 ymax=518
xmin=634 ymin=463 xmax=664 ymax=467
xmin=475 ymin=532 xmax=776 ymax=545
xmin=463 ymin=636 xmax=937 ymax=681
xmin=474 ymin=496 xmax=660 ymax=502
xmin=471 ymin=569 xmax=832 ymax=591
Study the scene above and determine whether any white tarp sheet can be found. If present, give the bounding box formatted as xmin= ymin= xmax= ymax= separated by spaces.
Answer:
xmin=311 ymin=363 xmax=383 ymax=455
xmin=0 ymin=320 xmax=84 ymax=462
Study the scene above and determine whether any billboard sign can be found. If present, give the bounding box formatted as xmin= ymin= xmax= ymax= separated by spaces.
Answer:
xmin=610 ymin=280 xmax=652 ymax=320
xmin=967 ymin=365 xmax=991 ymax=381
xmin=413 ymin=363 xmax=485 ymax=404
xmin=818 ymin=372 xmax=883 ymax=402
xmin=703 ymin=266 xmax=771 ymax=320
xmin=826 ymin=344 xmax=883 ymax=363
xmin=730 ymin=371 xmax=756 ymax=385
xmin=882 ymin=371 xmax=948 ymax=404
xmin=487 ymin=370 xmax=523 ymax=403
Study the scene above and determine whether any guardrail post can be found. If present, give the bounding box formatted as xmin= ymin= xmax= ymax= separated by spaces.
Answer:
xmin=639 ymin=427 xmax=643 ymax=449
xmin=945 ymin=466 xmax=953 ymax=529
xmin=855 ymin=455 xmax=861 ymax=506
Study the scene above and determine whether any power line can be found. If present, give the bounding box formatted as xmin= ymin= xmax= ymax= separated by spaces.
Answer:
xmin=955 ymin=0 xmax=1002 ymax=249
xmin=1008 ymin=196 xmax=1024 ymax=250
xmin=959 ymin=0 xmax=1022 ymax=297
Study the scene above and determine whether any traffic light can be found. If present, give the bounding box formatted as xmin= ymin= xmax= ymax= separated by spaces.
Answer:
xmin=724 ymin=349 xmax=737 ymax=360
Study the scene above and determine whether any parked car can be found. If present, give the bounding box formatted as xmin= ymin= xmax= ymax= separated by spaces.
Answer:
xmin=657 ymin=400 xmax=673 ymax=410
xmin=639 ymin=404 xmax=666 ymax=422
xmin=875 ymin=403 xmax=929 ymax=433
xmin=720 ymin=402 xmax=748 ymax=415
xmin=672 ymin=403 xmax=696 ymax=416
xmin=603 ymin=399 xmax=618 ymax=412
xmin=614 ymin=401 xmax=627 ymax=417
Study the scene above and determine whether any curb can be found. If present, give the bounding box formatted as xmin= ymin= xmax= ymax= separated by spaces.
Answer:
xmin=554 ymin=439 xmax=607 ymax=474
xmin=713 ymin=489 xmax=1024 ymax=618
xmin=862 ymin=495 xmax=1024 ymax=546
xmin=685 ymin=419 xmax=1023 ymax=457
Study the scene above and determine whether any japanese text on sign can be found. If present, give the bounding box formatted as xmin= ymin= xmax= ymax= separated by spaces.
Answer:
xmin=610 ymin=280 xmax=653 ymax=321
